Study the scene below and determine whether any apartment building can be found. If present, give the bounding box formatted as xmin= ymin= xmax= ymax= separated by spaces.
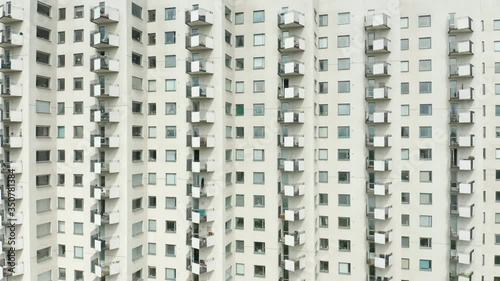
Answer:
xmin=0 ymin=0 xmax=500 ymax=280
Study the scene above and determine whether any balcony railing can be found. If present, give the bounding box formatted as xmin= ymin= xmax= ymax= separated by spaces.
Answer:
xmin=281 ymin=231 xmax=306 ymax=246
xmin=90 ymin=109 xmax=120 ymax=123
xmin=366 ymin=182 xmax=392 ymax=196
xmin=189 ymin=209 xmax=215 ymax=224
xmin=1 ymin=110 xmax=22 ymax=122
xmin=186 ymin=231 xmax=215 ymax=249
xmin=0 ymin=56 xmax=22 ymax=72
xmin=90 ymin=5 xmax=119 ymax=24
xmin=0 ymin=2 xmax=23 ymax=23
xmin=365 ymin=135 xmax=392 ymax=148
xmin=365 ymin=86 xmax=391 ymax=100
xmin=450 ymin=111 xmax=474 ymax=124
xmin=368 ymin=276 xmax=393 ymax=281
xmin=449 ymin=40 xmax=473 ymax=56
xmin=278 ymin=61 xmax=305 ymax=76
xmin=187 ymin=159 xmax=215 ymax=173
xmin=186 ymin=33 xmax=214 ymax=50
xmin=90 ymin=56 xmax=119 ymax=73
xmin=1 ymin=262 xmax=24 ymax=277
xmin=186 ymin=84 xmax=214 ymax=99
xmin=91 ymin=160 xmax=119 ymax=174
xmin=365 ymin=62 xmax=391 ymax=77
xmin=278 ymin=182 xmax=305 ymax=197
xmin=367 ymin=229 xmax=393 ymax=245
xmin=94 ymin=235 xmax=119 ymax=251
xmin=279 ymin=207 xmax=305 ymax=222
xmin=278 ymin=86 xmax=305 ymax=99
xmin=450 ymin=135 xmax=474 ymax=147
xmin=450 ymin=87 xmax=474 ymax=100
xmin=186 ymin=135 xmax=215 ymax=148
xmin=280 ymin=255 xmax=306 ymax=271
xmin=0 ymin=83 xmax=22 ymax=97
xmin=450 ymin=181 xmax=474 ymax=194
xmin=367 ymin=253 xmax=393 ymax=269
xmin=278 ymin=10 xmax=305 ymax=28
xmin=187 ymin=109 xmax=215 ymax=123
xmin=90 ymin=82 xmax=119 ymax=98
xmin=190 ymin=258 xmax=215 ymax=275
xmin=93 ymin=186 xmax=119 ymax=200
xmin=450 ymin=64 xmax=473 ymax=78
xmin=277 ymin=110 xmax=304 ymax=123
xmin=366 ymin=158 xmax=392 ymax=172
xmin=278 ymin=158 xmax=305 ymax=172
xmin=0 ymin=30 xmax=23 ymax=48
xmin=95 ymin=260 xmax=120 ymax=277
xmin=91 ymin=135 xmax=120 ymax=148
xmin=1 ymin=185 xmax=22 ymax=200
xmin=451 ymin=158 xmax=474 ymax=171
xmin=367 ymin=206 xmax=393 ymax=220
xmin=185 ymin=8 xmax=214 ymax=26
xmin=1 ymin=136 xmax=22 ymax=148
xmin=93 ymin=210 xmax=120 ymax=226
xmin=366 ymin=38 xmax=390 ymax=53
xmin=1 ymin=161 xmax=22 ymax=174
xmin=0 ymin=236 xmax=23 ymax=251
xmin=449 ymin=16 xmax=473 ymax=33
xmin=90 ymin=30 xmax=119 ymax=48
xmin=278 ymin=35 xmax=305 ymax=52
xmin=365 ymin=13 xmax=391 ymax=30
xmin=186 ymin=59 xmax=214 ymax=75
xmin=278 ymin=135 xmax=304 ymax=147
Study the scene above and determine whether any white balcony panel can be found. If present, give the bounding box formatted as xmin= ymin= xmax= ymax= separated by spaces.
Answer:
xmin=192 ymin=185 xmax=216 ymax=198
xmin=459 ymin=159 xmax=473 ymax=170
xmin=459 ymin=182 xmax=474 ymax=194
xmin=192 ymin=235 xmax=215 ymax=249
xmin=283 ymin=184 xmax=305 ymax=196
xmin=374 ymin=183 xmax=392 ymax=195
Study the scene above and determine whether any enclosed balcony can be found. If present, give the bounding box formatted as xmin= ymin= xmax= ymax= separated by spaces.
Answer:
xmin=190 ymin=209 xmax=215 ymax=224
xmin=279 ymin=182 xmax=305 ymax=197
xmin=449 ymin=40 xmax=473 ymax=56
xmin=90 ymin=82 xmax=119 ymax=98
xmin=90 ymin=5 xmax=119 ymax=24
xmin=365 ymin=86 xmax=391 ymax=100
xmin=92 ymin=161 xmax=119 ymax=174
xmin=366 ymin=182 xmax=392 ymax=196
xmin=278 ymin=35 xmax=305 ymax=52
xmin=1 ymin=136 xmax=22 ymax=148
xmin=368 ymin=253 xmax=393 ymax=269
xmin=0 ymin=262 xmax=24 ymax=278
xmin=186 ymin=59 xmax=214 ymax=75
xmin=450 ymin=111 xmax=474 ymax=123
xmin=95 ymin=261 xmax=120 ymax=277
xmin=450 ymin=87 xmax=474 ymax=100
xmin=366 ymin=158 xmax=392 ymax=172
xmin=94 ymin=210 xmax=119 ymax=226
xmin=187 ymin=159 xmax=215 ymax=173
xmin=186 ymin=84 xmax=214 ymax=99
xmin=1 ymin=161 xmax=22 ymax=174
xmin=187 ymin=135 xmax=215 ymax=148
xmin=366 ymin=38 xmax=390 ymax=53
xmin=91 ymin=110 xmax=120 ymax=123
xmin=365 ymin=13 xmax=391 ymax=30
xmin=94 ymin=236 xmax=119 ymax=251
xmin=0 ymin=2 xmax=23 ymax=23
xmin=278 ymin=158 xmax=305 ymax=172
xmin=373 ymin=230 xmax=393 ymax=245
xmin=185 ymin=8 xmax=214 ymax=26
xmin=279 ymin=207 xmax=305 ymax=222
xmin=186 ymin=33 xmax=213 ymax=51
xmin=450 ymin=135 xmax=474 ymax=147
xmin=280 ymin=255 xmax=306 ymax=271
xmin=458 ymin=204 xmax=475 ymax=218
xmin=187 ymin=232 xmax=215 ymax=249
xmin=278 ymin=135 xmax=305 ymax=148
xmin=90 ymin=56 xmax=119 ymax=73
xmin=450 ymin=181 xmax=475 ymax=194
xmin=90 ymin=30 xmax=119 ymax=48
xmin=1 ymin=185 xmax=22 ymax=200
xmin=450 ymin=64 xmax=473 ymax=78
xmin=282 ymin=231 xmax=306 ymax=247
xmin=278 ymin=10 xmax=305 ymax=29
xmin=278 ymin=60 xmax=305 ymax=76
xmin=366 ymin=62 xmax=391 ymax=77
xmin=191 ymin=258 xmax=215 ymax=275
xmin=0 ymin=82 xmax=22 ymax=97
xmin=0 ymin=30 xmax=22 ymax=48
xmin=0 ymin=57 xmax=21 ymax=72
xmin=278 ymin=86 xmax=305 ymax=99
xmin=366 ymin=135 xmax=392 ymax=148
xmin=1 ymin=110 xmax=22 ymax=122
xmin=449 ymin=16 xmax=473 ymax=33
xmin=94 ymin=186 xmax=119 ymax=200
xmin=277 ymin=110 xmax=304 ymax=124
xmin=91 ymin=136 xmax=120 ymax=148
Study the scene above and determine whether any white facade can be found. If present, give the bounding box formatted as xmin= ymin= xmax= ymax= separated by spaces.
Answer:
xmin=1 ymin=0 xmax=500 ymax=280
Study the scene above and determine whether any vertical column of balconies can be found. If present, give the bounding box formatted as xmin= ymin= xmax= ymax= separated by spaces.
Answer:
xmin=275 ymin=10 xmax=306 ymax=281
xmin=183 ymin=6 xmax=217 ymax=279
xmin=447 ymin=15 xmax=475 ymax=281
xmin=87 ymin=3 xmax=121 ymax=278
xmin=0 ymin=1 xmax=24 ymax=277
xmin=364 ymin=12 xmax=394 ymax=281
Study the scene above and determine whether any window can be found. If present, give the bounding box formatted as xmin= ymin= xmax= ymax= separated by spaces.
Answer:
xmin=253 ymin=149 xmax=264 ymax=161
xmin=148 ymin=9 xmax=156 ymax=22
xmin=319 ymin=104 xmax=328 ymax=116
xmin=420 ymin=193 xmax=432 ymax=204
xmin=319 ymin=194 xmax=328 ymax=205
xmin=132 ymin=76 xmax=142 ymax=90
xmin=37 ymin=2 xmax=51 ymax=17
xmin=338 ymin=172 xmax=350 ymax=183
xmin=338 ymin=12 xmax=350 ymax=25
xmin=338 ymin=217 xmax=350 ymax=228
xmin=338 ymin=58 xmax=350 ymax=70
xmin=253 ymin=172 xmax=265 ymax=184
xmin=253 ymin=10 xmax=265 ymax=23
xmin=419 ymin=259 xmax=432 ymax=271
xmin=225 ymin=30 xmax=232 ymax=44
xmin=320 ymin=261 xmax=329 ymax=272
xmin=36 ymin=198 xmax=51 ymax=213
xmin=236 ymin=58 xmax=244 ymax=70
xmin=253 ymin=104 xmax=264 ymax=116
xmin=419 ymin=126 xmax=432 ymax=138
xmin=36 ymin=126 xmax=50 ymax=137
xmin=74 ymin=5 xmax=83 ymax=18
xmin=338 ymin=104 xmax=350 ymax=116
xmin=36 ymin=76 xmax=50 ymax=88
xmin=318 ymin=37 xmax=328 ymax=49
xmin=235 ymin=35 xmax=244 ymax=47
xmin=73 ymin=150 xmax=83 ymax=162
xmin=74 ymin=246 xmax=83 ymax=259
xmin=226 ymin=79 xmax=232 ymax=92
xmin=318 ymin=149 xmax=328 ymax=160
xmin=338 ymin=262 xmax=351 ymax=275
xmin=165 ymin=103 xmax=176 ymax=115
xmin=235 ymin=149 xmax=244 ymax=161
xmin=420 ymin=149 xmax=432 ymax=160
xmin=419 ymin=82 xmax=432 ymax=93
xmin=225 ymin=54 xmax=232 ymax=68
xmin=165 ymin=173 xmax=176 ymax=185
xmin=148 ymin=33 xmax=156 ymax=45
xmin=165 ymin=79 xmax=176 ymax=91
xmin=419 ymin=59 xmax=432 ymax=71
xmin=402 ymin=214 xmax=410 ymax=226
xmin=420 ymin=238 xmax=432 ymax=249
xmin=400 ymin=105 xmax=410 ymax=116
xmin=253 ymin=195 xmax=265 ymax=207
xmin=420 ymin=171 xmax=432 ymax=182
xmin=318 ymin=127 xmax=328 ymax=138
xmin=338 ymin=126 xmax=350 ymax=138
xmin=165 ymin=7 xmax=175 ymax=20
xmin=402 ymin=236 xmax=410 ymax=248
xmin=36 ymin=51 xmax=50 ymax=65
xmin=253 ymin=34 xmax=265 ymax=46
xmin=131 ymin=3 xmax=143 ymax=19
xmin=164 ymin=31 xmax=176 ymax=44
xmin=401 ymin=17 xmax=409 ymax=28
xmin=401 ymin=39 xmax=409 ymax=50
xmin=253 ymin=57 xmax=265 ymax=69
xmin=401 ymin=61 xmax=409 ymax=72
xmin=319 ymin=171 xmax=328 ymax=183
xmin=319 ymin=59 xmax=328 ymax=71
xmin=419 ymin=37 xmax=431 ymax=49
xmin=73 ymin=53 xmax=83 ymax=66
xmin=253 ymin=126 xmax=265 ymax=138
xmin=235 ymin=12 xmax=244 ymax=24
xmin=319 ymin=14 xmax=328 ymax=26
xmin=131 ymin=52 xmax=142 ymax=66
xmin=402 ymin=258 xmax=410 ymax=269
xmin=338 ymin=149 xmax=350 ymax=160
xmin=73 ymin=29 xmax=83 ymax=42
xmin=419 ymin=15 xmax=431 ymax=27
xmin=36 ymin=100 xmax=50 ymax=113
xmin=420 ymin=104 xmax=432 ymax=116
xmin=338 ymin=81 xmax=350 ymax=93
xmin=419 ymin=215 xmax=432 ymax=227
xmin=319 ymin=82 xmax=328 ymax=93
xmin=254 ymin=265 xmax=265 ymax=278
xmin=338 ymin=194 xmax=350 ymax=206
xmin=235 ymin=104 xmax=244 ymax=116
xmin=337 ymin=35 xmax=350 ymax=48
xmin=320 ymin=238 xmax=329 ymax=250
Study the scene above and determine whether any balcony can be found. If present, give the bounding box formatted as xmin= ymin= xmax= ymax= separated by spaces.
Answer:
xmin=366 ymin=182 xmax=392 ymax=196
xmin=369 ymin=276 xmax=393 ymax=281
xmin=0 ymin=83 xmax=22 ymax=97
xmin=0 ymin=2 xmax=23 ymax=23
xmin=366 ymin=38 xmax=390 ymax=53
xmin=458 ymin=204 xmax=475 ymax=218
xmin=365 ymin=86 xmax=391 ymax=100
xmin=450 ymin=64 xmax=473 ymax=78
xmin=186 ymin=59 xmax=214 ymax=75
xmin=187 ymin=135 xmax=215 ymax=148
xmin=278 ymin=10 xmax=305 ymax=29
xmin=450 ymin=135 xmax=475 ymax=147
xmin=450 ymin=111 xmax=474 ymax=124
xmin=280 ymin=255 xmax=306 ymax=272
xmin=2 ymin=211 xmax=22 ymax=225
xmin=90 ymin=56 xmax=119 ymax=73
xmin=1 ymin=110 xmax=22 ymax=122
xmin=1 ymin=185 xmax=22 ymax=200
xmin=186 ymin=84 xmax=214 ymax=99
xmin=1 ymin=161 xmax=22 ymax=174
xmin=278 ymin=61 xmax=305 ymax=76
xmin=366 ymin=158 xmax=392 ymax=172
xmin=366 ymin=62 xmax=391 ymax=77
xmin=458 ymin=227 xmax=475 ymax=241
xmin=368 ymin=206 xmax=393 ymax=220
xmin=90 ymin=5 xmax=119 ymax=24
xmin=373 ymin=230 xmax=393 ymax=245
xmin=278 ymin=135 xmax=305 ymax=148
xmin=94 ymin=210 xmax=119 ymax=226
xmin=0 ymin=57 xmax=21 ymax=72
xmin=91 ymin=110 xmax=120 ymax=123
xmin=1 ymin=136 xmax=22 ymax=148
xmin=278 ymin=86 xmax=305 ymax=99
xmin=449 ymin=16 xmax=473 ymax=33
xmin=279 ymin=182 xmax=305 ymax=197
xmin=278 ymin=35 xmax=305 ymax=52
xmin=277 ymin=110 xmax=304 ymax=124
xmin=191 ymin=258 xmax=215 ymax=275
xmin=450 ymin=181 xmax=475 ymax=194
xmin=458 ymin=272 xmax=473 ymax=281
xmin=95 ymin=261 xmax=120 ymax=277
xmin=449 ymin=40 xmax=473 ymax=56
xmin=190 ymin=209 xmax=215 ymax=224
xmin=365 ymin=13 xmax=391 ymax=30
xmin=91 ymin=136 xmax=120 ymax=148
xmin=279 ymin=207 xmax=306 ymax=222
xmin=456 ymin=159 xmax=474 ymax=171
xmin=90 ymin=30 xmax=119 ymax=48
xmin=282 ymin=231 xmax=306 ymax=246
xmin=367 ymin=253 xmax=393 ymax=269
xmin=92 ymin=161 xmax=119 ymax=174
xmin=90 ymin=82 xmax=119 ymax=98
xmin=191 ymin=183 xmax=216 ymax=198
xmin=94 ymin=236 xmax=119 ymax=251
xmin=0 ymin=262 xmax=24 ymax=278
xmin=94 ymin=186 xmax=119 ymax=200
xmin=278 ymin=158 xmax=305 ymax=172
xmin=186 ymin=33 xmax=213 ymax=50
xmin=0 ymin=236 xmax=23 ymax=251
xmin=450 ymin=87 xmax=474 ymax=100
xmin=185 ymin=8 xmax=214 ymax=26
xmin=187 ymin=159 xmax=215 ymax=173
xmin=366 ymin=135 xmax=392 ymax=148
xmin=187 ymin=232 xmax=215 ymax=249
xmin=0 ymin=30 xmax=22 ymax=48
